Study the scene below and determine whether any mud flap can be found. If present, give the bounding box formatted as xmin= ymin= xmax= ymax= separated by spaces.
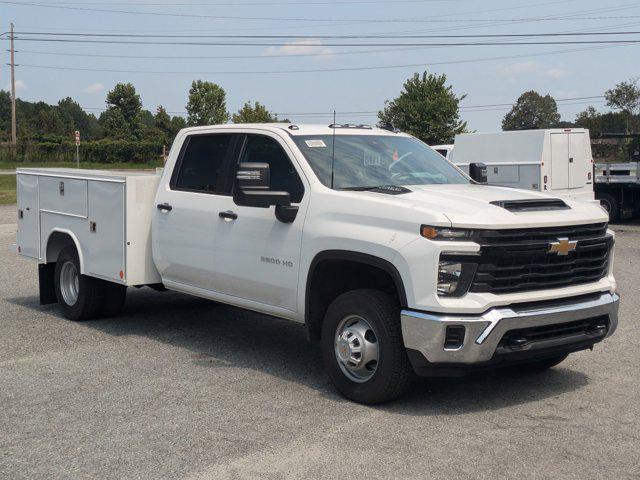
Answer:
xmin=38 ymin=263 xmax=57 ymax=305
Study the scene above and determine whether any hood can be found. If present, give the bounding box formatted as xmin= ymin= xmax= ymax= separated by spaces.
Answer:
xmin=372 ymin=184 xmax=608 ymax=228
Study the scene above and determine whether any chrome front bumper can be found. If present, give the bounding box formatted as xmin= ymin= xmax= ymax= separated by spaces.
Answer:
xmin=401 ymin=292 xmax=619 ymax=365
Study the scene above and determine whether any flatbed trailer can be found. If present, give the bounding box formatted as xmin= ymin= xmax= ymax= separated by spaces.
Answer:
xmin=594 ymin=161 xmax=640 ymax=221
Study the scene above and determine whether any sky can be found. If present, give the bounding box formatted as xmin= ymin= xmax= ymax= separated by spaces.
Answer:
xmin=1 ymin=0 xmax=639 ymax=132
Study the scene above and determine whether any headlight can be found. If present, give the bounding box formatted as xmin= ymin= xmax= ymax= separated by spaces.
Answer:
xmin=438 ymin=261 xmax=463 ymax=295
xmin=437 ymin=258 xmax=477 ymax=297
xmin=421 ymin=225 xmax=477 ymax=241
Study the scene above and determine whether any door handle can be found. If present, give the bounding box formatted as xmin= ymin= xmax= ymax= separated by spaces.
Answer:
xmin=157 ymin=203 xmax=173 ymax=212
xmin=219 ymin=210 xmax=238 ymax=221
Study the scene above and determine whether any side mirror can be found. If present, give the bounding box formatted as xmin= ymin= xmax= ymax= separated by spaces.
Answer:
xmin=469 ymin=162 xmax=488 ymax=184
xmin=234 ymin=162 xmax=292 ymax=209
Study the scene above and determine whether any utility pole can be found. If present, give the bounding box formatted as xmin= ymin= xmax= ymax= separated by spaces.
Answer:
xmin=10 ymin=23 xmax=17 ymax=147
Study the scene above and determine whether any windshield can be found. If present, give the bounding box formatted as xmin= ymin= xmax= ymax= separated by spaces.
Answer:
xmin=293 ymin=134 xmax=469 ymax=190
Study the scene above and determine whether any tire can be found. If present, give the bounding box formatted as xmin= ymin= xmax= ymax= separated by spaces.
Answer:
xmin=54 ymin=246 xmax=104 ymax=321
xmin=100 ymin=282 xmax=127 ymax=318
xmin=596 ymin=192 xmax=619 ymax=222
xmin=321 ymin=289 xmax=412 ymax=405
xmin=517 ymin=354 xmax=568 ymax=372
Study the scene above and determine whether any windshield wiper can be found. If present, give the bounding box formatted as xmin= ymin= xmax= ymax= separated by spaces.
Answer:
xmin=340 ymin=185 xmax=412 ymax=194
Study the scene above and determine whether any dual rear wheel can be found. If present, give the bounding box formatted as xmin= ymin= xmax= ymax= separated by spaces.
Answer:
xmin=54 ymin=246 xmax=127 ymax=321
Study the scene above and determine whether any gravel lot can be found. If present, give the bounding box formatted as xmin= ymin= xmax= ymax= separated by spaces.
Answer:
xmin=1 ymin=203 xmax=639 ymax=480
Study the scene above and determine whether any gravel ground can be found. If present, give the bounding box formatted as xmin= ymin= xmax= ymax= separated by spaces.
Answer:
xmin=0 ymin=204 xmax=638 ymax=480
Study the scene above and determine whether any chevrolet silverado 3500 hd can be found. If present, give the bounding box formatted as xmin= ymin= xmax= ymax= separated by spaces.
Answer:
xmin=16 ymin=124 xmax=619 ymax=404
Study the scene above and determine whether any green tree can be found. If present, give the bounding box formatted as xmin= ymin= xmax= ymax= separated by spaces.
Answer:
xmin=605 ymin=78 xmax=640 ymax=133
xmin=232 ymin=101 xmax=278 ymax=123
xmin=107 ymin=83 xmax=142 ymax=130
xmin=57 ymin=97 xmax=100 ymax=140
xmin=186 ymin=80 xmax=229 ymax=126
xmin=98 ymin=108 xmax=130 ymax=139
xmin=154 ymin=105 xmax=172 ymax=133
xmin=170 ymin=115 xmax=187 ymax=133
xmin=378 ymin=71 xmax=467 ymax=144
xmin=502 ymin=91 xmax=561 ymax=130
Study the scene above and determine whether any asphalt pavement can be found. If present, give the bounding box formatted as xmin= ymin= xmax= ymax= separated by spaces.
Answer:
xmin=1 ymin=204 xmax=639 ymax=479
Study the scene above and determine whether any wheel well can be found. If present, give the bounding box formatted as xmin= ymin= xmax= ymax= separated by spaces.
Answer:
xmin=46 ymin=231 xmax=77 ymax=265
xmin=305 ymin=251 xmax=406 ymax=341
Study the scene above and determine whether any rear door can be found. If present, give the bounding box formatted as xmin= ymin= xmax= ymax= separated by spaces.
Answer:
xmin=568 ymin=133 xmax=587 ymax=189
xmin=550 ymin=133 xmax=569 ymax=190
xmin=16 ymin=174 xmax=40 ymax=259
xmin=152 ymin=133 xmax=238 ymax=290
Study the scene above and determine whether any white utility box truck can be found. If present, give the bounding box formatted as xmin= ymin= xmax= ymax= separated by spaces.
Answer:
xmin=16 ymin=124 xmax=619 ymax=404
xmin=450 ymin=129 xmax=595 ymax=202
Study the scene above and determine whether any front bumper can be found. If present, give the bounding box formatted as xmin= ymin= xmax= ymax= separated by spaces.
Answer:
xmin=401 ymin=292 xmax=619 ymax=371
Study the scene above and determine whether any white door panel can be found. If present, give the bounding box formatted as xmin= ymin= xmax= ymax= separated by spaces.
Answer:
xmin=550 ymin=134 xmax=569 ymax=190
xmin=16 ymin=174 xmax=40 ymax=259
xmin=568 ymin=133 xmax=587 ymax=189
xmin=153 ymin=192 xmax=219 ymax=289
xmin=213 ymin=200 xmax=304 ymax=311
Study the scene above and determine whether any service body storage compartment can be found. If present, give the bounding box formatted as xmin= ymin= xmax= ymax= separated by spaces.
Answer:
xmin=450 ymin=128 xmax=595 ymax=202
xmin=16 ymin=168 xmax=162 ymax=286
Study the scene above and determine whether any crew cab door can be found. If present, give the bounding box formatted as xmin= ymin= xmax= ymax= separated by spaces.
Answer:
xmin=152 ymin=133 xmax=238 ymax=290
xmin=212 ymin=133 xmax=308 ymax=312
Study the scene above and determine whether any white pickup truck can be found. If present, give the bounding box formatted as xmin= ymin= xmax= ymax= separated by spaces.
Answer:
xmin=16 ymin=124 xmax=619 ymax=404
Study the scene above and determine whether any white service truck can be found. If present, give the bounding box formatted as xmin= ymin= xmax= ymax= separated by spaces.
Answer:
xmin=16 ymin=124 xmax=619 ymax=404
xmin=450 ymin=129 xmax=595 ymax=203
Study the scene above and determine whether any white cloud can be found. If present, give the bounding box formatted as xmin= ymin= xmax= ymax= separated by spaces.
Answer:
xmin=5 ymin=79 xmax=26 ymax=91
xmin=541 ymin=67 xmax=570 ymax=79
xmin=264 ymin=39 xmax=334 ymax=60
xmin=497 ymin=61 xmax=540 ymax=77
xmin=83 ymin=82 xmax=104 ymax=94
xmin=497 ymin=62 xmax=571 ymax=81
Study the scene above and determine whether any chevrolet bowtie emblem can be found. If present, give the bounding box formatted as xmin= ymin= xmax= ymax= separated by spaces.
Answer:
xmin=548 ymin=238 xmax=578 ymax=256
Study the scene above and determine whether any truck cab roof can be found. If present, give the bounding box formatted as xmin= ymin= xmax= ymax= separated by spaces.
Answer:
xmin=179 ymin=123 xmax=412 ymax=137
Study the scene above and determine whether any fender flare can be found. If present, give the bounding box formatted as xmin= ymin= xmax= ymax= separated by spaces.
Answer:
xmin=305 ymin=250 xmax=408 ymax=325
xmin=44 ymin=228 xmax=85 ymax=274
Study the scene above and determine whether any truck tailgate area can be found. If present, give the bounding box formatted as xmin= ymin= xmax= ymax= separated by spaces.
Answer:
xmin=16 ymin=168 xmax=162 ymax=286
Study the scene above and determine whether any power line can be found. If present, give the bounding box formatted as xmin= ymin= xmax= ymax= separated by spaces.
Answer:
xmin=78 ymin=97 xmax=607 ymax=120
xmin=11 ymin=30 xmax=640 ymax=39
xmin=12 ymin=43 xmax=635 ymax=74
xmin=3 ymin=0 xmax=640 ymax=23
xmin=8 ymin=38 xmax=640 ymax=47
xmin=13 ymin=0 xmax=462 ymax=5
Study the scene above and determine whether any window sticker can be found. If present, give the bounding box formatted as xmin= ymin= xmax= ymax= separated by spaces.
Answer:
xmin=305 ymin=139 xmax=327 ymax=148
xmin=363 ymin=151 xmax=382 ymax=166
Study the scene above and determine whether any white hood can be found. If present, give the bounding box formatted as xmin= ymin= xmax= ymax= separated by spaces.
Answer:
xmin=390 ymin=184 xmax=608 ymax=229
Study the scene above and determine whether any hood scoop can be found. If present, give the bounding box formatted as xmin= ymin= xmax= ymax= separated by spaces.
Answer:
xmin=490 ymin=198 xmax=570 ymax=212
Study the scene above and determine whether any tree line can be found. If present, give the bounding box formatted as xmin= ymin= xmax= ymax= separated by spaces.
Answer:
xmin=0 ymin=73 xmax=638 ymax=163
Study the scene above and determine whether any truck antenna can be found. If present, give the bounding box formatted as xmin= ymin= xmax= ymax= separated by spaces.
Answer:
xmin=330 ymin=110 xmax=336 ymax=189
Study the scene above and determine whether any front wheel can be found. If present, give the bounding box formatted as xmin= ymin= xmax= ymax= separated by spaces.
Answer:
xmin=321 ymin=289 xmax=412 ymax=404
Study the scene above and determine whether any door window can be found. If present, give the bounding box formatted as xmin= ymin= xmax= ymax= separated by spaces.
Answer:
xmin=172 ymin=134 xmax=234 ymax=194
xmin=240 ymin=135 xmax=305 ymax=203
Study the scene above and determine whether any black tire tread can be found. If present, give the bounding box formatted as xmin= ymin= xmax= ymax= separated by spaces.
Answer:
xmin=322 ymin=289 xmax=412 ymax=404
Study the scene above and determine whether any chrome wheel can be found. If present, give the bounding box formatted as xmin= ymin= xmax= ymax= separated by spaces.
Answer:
xmin=60 ymin=260 xmax=80 ymax=306
xmin=334 ymin=315 xmax=379 ymax=383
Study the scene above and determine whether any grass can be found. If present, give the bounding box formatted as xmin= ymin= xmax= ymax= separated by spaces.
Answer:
xmin=0 ymin=175 xmax=16 ymax=205
xmin=0 ymin=161 xmax=163 ymax=171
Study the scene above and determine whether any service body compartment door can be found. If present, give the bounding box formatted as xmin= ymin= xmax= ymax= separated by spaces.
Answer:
xmin=550 ymin=133 xmax=569 ymax=190
xmin=39 ymin=176 xmax=88 ymax=217
xmin=16 ymin=174 xmax=40 ymax=259
xmin=568 ymin=133 xmax=587 ymax=189
xmin=86 ymin=180 xmax=125 ymax=282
